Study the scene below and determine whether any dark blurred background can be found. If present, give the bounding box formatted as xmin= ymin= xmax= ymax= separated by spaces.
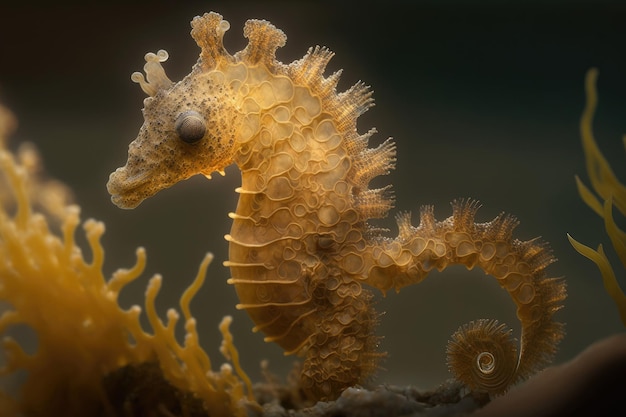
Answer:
xmin=1 ymin=0 xmax=625 ymax=390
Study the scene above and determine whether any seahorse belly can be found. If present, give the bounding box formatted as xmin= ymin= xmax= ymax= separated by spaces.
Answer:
xmin=220 ymin=65 xmax=384 ymax=398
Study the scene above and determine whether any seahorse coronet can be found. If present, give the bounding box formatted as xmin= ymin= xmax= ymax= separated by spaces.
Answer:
xmin=108 ymin=11 xmax=567 ymax=401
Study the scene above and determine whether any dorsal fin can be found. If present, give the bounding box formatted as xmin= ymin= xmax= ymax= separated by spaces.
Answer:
xmin=334 ymin=81 xmax=374 ymax=132
xmin=395 ymin=211 xmax=415 ymax=242
xmin=355 ymin=186 xmax=395 ymax=220
xmin=345 ymin=128 xmax=376 ymax=158
xmin=520 ymin=239 xmax=556 ymax=273
xmin=418 ymin=205 xmax=437 ymax=232
xmin=236 ymin=19 xmax=286 ymax=67
xmin=295 ymin=47 xmax=334 ymax=81
xmin=191 ymin=12 xmax=234 ymax=69
xmin=484 ymin=213 xmax=520 ymax=241
xmin=351 ymin=137 xmax=396 ymax=188
xmin=451 ymin=199 xmax=481 ymax=232
xmin=318 ymin=69 xmax=343 ymax=100
xmin=290 ymin=46 xmax=336 ymax=98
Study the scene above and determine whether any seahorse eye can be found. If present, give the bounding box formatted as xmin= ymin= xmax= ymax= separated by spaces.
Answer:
xmin=175 ymin=111 xmax=206 ymax=144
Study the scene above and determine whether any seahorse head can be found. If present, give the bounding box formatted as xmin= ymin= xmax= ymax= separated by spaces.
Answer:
xmin=107 ymin=13 xmax=244 ymax=209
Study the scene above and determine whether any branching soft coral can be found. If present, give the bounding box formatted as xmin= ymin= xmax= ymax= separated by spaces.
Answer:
xmin=0 ymin=103 xmax=253 ymax=417
xmin=568 ymin=68 xmax=626 ymax=325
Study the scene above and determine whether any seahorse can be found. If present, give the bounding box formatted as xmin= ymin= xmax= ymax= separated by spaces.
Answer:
xmin=107 ymin=12 xmax=566 ymax=401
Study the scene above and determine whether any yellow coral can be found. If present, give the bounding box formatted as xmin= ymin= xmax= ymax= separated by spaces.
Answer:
xmin=0 ymin=103 xmax=253 ymax=416
xmin=568 ymin=68 xmax=626 ymax=325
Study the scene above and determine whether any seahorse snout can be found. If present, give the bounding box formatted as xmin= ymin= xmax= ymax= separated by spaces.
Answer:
xmin=106 ymin=167 xmax=152 ymax=209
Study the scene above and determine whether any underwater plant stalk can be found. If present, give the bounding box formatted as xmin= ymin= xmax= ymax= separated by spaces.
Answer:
xmin=568 ymin=68 xmax=626 ymax=325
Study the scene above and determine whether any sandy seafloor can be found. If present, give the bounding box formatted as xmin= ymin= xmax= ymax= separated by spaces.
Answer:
xmin=251 ymin=334 xmax=626 ymax=416
xmin=1 ymin=1 xmax=625 ymax=415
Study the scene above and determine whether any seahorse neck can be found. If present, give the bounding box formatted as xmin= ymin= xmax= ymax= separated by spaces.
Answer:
xmin=228 ymin=63 xmax=350 ymax=211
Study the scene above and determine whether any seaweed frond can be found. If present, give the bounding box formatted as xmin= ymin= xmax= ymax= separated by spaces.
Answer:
xmin=569 ymin=68 xmax=626 ymax=326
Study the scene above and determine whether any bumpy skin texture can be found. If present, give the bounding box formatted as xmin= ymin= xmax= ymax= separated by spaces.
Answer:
xmin=108 ymin=12 xmax=566 ymax=400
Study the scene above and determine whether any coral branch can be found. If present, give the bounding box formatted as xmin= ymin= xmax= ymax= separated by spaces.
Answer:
xmin=0 ymin=102 xmax=253 ymax=416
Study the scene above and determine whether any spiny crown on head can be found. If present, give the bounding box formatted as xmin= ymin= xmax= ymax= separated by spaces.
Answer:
xmin=107 ymin=13 xmax=246 ymax=209
xmin=108 ymin=12 xmax=395 ymax=216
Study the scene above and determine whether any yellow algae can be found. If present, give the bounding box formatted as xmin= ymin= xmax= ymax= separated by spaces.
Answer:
xmin=0 ymin=103 xmax=252 ymax=416
xmin=568 ymin=68 xmax=626 ymax=326
xmin=0 ymin=108 xmax=73 ymax=222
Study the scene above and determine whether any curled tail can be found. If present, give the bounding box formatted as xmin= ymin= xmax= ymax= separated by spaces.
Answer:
xmin=364 ymin=199 xmax=566 ymax=395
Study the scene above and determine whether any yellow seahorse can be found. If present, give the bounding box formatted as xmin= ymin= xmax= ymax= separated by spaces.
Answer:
xmin=107 ymin=12 xmax=566 ymax=400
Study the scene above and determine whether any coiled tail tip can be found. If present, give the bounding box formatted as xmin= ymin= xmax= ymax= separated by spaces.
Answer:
xmin=446 ymin=319 xmax=519 ymax=396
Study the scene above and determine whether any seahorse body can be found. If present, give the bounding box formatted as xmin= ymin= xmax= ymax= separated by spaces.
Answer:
xmin=107 ymin=12 xmax=566 ymax=400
